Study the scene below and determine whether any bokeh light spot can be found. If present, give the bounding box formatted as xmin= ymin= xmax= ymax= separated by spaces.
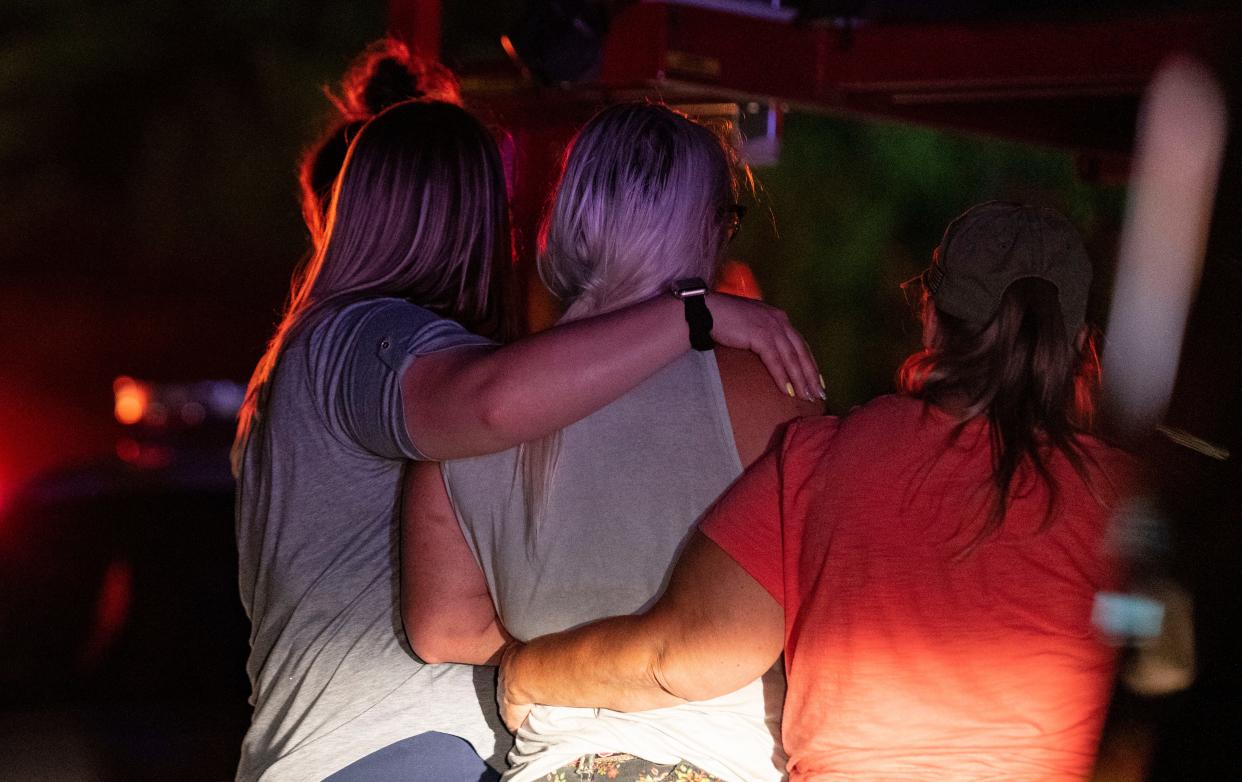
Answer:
xmin=113 ymin=377 xmax=147 ymax=425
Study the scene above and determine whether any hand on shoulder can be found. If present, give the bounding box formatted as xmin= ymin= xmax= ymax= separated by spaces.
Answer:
xmin=716 ymin=347 xmax=826 ymax=467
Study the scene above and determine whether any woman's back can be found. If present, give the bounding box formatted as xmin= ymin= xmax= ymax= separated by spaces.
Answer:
xmin=707 ymin=394 xmax=1132 ymax=780
xmin=446 ymin=350 xmax=737 ymax=638
xmin=236 ymin=300 xmax=502 ymax=780
xmin=443 ymin=348 xmax=815 ymax=781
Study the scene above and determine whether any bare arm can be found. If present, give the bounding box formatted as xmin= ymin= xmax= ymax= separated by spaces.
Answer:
xmin=401 ymin=461 xmax=512 ymax=665
xmin=491 ymin=348 xmax=811 ymax=728
xmin=497 ymin=532 xmax=783 ymax=730
xmin=404 ymin=293 xmax=822 ymax=459
xmin=716 ymin=346 xmax=824 ymax=466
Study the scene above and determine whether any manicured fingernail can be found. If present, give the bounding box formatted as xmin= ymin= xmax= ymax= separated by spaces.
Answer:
xmin=818 ymin=373 xmax=826 ymax=391
xmin=785 ymin=382 xmax=796 ymax=397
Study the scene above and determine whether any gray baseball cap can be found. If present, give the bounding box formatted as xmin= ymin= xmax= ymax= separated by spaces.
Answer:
xmin=924 ymin=201 xmax=1091 ymax=339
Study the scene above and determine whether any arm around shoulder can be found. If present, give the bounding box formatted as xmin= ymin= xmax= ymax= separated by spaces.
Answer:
xmin=499 ymin=532 xmax=783 ymax=720
xmin=400 ymin=294 xmax=825 ymax=461
xmin=716 ymin=346 xmax=825 ymax=467
xmin=400 ymin=297 xmax=690 ymax=460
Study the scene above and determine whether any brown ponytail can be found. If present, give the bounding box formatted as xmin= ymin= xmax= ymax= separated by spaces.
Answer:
xmin=899 ymin=277 xmax=1101 ymax=551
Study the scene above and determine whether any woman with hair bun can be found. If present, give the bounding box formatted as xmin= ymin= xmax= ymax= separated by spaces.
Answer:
xmin=235 ymin=97 xmax=821 ymax=781
xmin=498 ymin=202 xmax=1134 ymax=781
xmin=299 ymin=36 xmax=462 ymax=234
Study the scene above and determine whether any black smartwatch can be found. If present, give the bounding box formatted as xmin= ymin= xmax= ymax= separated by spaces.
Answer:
xmin=670 ymin=277 xmax=714 ymax=351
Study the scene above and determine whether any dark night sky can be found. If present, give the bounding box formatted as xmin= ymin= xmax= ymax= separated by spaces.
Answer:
xmin=0 ymin=0 xmax=1234 ymax=493
xmin=0 ymin=4 xmax=1238 ymax=780
xmin=1 ymin=2 xmax=391 ymax=488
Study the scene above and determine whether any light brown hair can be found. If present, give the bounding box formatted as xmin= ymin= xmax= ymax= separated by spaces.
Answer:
xmin=234 ymin=100 xmax=511 ymax=472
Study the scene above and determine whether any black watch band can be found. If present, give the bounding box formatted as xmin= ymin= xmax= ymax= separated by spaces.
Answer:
xmin=670 ymin=277 xmax=715 ymax=351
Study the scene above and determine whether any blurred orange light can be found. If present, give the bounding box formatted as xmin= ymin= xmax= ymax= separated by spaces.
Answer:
xmin=113 ymin=376 xmax=147 ymax=425
xmin=716 ymin=260 xmax=764 ymax=300
xmin=500 ymin=34 xmax=519 ymax=64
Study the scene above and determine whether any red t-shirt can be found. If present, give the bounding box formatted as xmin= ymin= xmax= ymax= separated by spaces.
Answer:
xmin=701 ymin=395 xmax=1133 ymax=781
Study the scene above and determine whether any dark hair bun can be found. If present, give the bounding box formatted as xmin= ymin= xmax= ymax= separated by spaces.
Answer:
xmin=338 ymin=37 xmax=462 ymax=121
xmin=299 ymin=37 xmax=464 ymax=231
xmin=363 ymin=56 xmax=425 ymax=115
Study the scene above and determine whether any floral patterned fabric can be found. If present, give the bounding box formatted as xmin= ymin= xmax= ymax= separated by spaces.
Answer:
xmin=540 ymin=753 xmax=722 ymax=782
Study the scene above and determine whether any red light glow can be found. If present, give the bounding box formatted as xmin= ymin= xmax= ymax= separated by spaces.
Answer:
xmin=116 ymin=438 xmax=141 ymax=463
xmin=113 ymin=376 xmax=147 ymax=425
xmin=78 ymin=558 xmax=134 ymax=670
xmin=716 ymin=260 xmax=764 ymax=300
xmin=500 ymin=34 xmax=519 ymax=65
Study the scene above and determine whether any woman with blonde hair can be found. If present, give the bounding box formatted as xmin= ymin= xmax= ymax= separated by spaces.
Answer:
xmin=234 ymin=99 xmax=820 ymax=782
xmin=404 ymin=102 xmax=823 ymax=781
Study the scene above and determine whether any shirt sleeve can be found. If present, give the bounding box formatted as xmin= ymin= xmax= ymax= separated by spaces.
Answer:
xmin=306 ymin=298 xmax=493 ymax=460
xmin=699 ymin=440 xmax=787 ymax=606
xmin=700 ymin=417 xmax=842 ymax=608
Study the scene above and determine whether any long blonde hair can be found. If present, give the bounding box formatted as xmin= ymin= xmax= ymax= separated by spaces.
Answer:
xmin=519 ymin=102 xmax=742 ymax=542
xmin=234 ymin=100 xmax=512 ymax=474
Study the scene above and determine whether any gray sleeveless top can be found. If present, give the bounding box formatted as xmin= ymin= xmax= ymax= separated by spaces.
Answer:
xmin=442 ymin=350 xmax=787 ymax=782
xmin=442 ymin=349 xmax=741 ymax=640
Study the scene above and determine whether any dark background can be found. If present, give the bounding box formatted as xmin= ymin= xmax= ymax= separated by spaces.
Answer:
xmin=0 ymin=0 xmax=1135 ymax=492
xmin=0 ymin=2 xmax=1237 ymax=780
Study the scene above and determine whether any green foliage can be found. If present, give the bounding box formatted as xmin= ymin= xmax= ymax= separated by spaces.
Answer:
xmin=732 ymin=112 xmax=1125 ymax=410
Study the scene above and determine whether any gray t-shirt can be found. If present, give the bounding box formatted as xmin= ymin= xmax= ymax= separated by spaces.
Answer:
xmin=442 ymin=351 xmax=787 ymax=782
xmin=235 ymin=298 xmax=507 ymax=782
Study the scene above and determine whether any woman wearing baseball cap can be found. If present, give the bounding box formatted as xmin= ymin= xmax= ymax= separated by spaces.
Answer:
xmin=497 ymin=202 xmax=1134 ymax=781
